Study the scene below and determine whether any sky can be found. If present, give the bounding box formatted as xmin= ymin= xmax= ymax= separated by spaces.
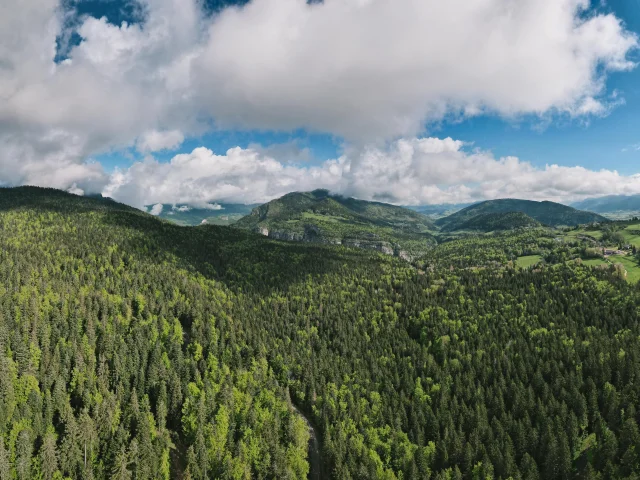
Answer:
xmin=3 ymin=0 xmax=640 ymax=208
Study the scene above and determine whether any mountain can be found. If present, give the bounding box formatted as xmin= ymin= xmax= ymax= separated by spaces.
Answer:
xmin=1 ymin=186 xmax=640 ymax=479
xmin=436 ymin=198 xmax=607 ymax=231
xmin=2 ymin=186 xmax=140 ymax=214
xmin=453 ymin=211 xmax=542 ymax=232
xmin=234 ymin=189 xmax=436 ymax=258
xmin=146 ymin=203 xmax=257 ymax=226
xmin=571 ymin=194 xmax=640 ymax=214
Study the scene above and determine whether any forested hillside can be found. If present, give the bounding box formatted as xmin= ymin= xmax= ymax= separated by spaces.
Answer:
xmin=452 ymin=211 xmax=541 ymax=232
xmin=436 ymin=199 xmax=607 ymax=231
xmin=0 ymin=187 xmax=639 ymax=479
xmin=235 ymin=189 xmax=436 ymax=258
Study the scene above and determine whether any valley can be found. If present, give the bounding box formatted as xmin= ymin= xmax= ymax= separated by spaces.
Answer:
xmin=0 ymin=187 xmax=639 ymax=479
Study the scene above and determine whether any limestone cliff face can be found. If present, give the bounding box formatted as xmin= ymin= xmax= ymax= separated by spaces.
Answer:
xmin=342 ymin=239 xmax=394 ymax=256
xmin=254 ymin=225 xmax=415 ymax=260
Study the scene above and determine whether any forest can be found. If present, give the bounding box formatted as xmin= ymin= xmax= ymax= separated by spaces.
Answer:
xmin=0 ymin=187 xmax=639 ymax=479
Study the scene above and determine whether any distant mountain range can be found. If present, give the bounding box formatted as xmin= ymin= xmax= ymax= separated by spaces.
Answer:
xmin=435 ymin=198 xmax=607 ymax=231
xmin=405 ymin=203 xmax=472 ymax=219
xmin=571 ymin=194 xmax=640 ymax=214
xmin=234 ymin=189 xmax=437 ymax=259
xmin=4 ymin=187 xmax=611 ymax=261
xmin=145 ymin=203 xmax=257 ymax=226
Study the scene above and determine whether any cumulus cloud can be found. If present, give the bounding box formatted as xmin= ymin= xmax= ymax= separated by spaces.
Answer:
xmin=103 ymin=145 xmax=342 ymax=207
xmin=136 ymin=130 xmax=185 ymax=153
xmin=103 ymin=138 xmax=640 ymax=207
xmin=67 ymin=183 xmax=84 ymax=196
xmin=149 ymin=203 xmax=163 ymax=215
xmin=0 ymin=0 xmax=637 ymax=195
xmin=196 ymin=0 xmax=638 ymax=139
xmin=203 ymin=203 xmax=223 ymax=210
xmin=0 ymin=0 xmax=202 ymax=191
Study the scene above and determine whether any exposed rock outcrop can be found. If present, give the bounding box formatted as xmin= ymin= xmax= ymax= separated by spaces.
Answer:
xmin=253 ymin=224 xmax=426 ymax=261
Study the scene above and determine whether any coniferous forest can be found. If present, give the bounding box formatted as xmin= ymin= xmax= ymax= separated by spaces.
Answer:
xmin=0 ymin=187 xmax=639 ymax=479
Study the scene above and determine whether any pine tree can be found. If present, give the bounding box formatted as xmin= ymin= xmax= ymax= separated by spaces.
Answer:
xmin=111 ymin=446 xmax=132 ymax=480
xmin=40 ymin=430 xmax=59 ymax=480
xmin=15 ymin=429 xmax=33 ymax=480
xmin=0 ymin=440 xmax=10 ymax=480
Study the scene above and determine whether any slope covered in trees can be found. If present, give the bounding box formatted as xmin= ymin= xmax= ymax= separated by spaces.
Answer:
xmin=0 ymin=187 xmax=639 ymax=479
xmin=436 ymin=198 xmax=607 ymax=231
xmin=235 ymin=189 xmax=436 ymax=258
xmin=452 ymin=211 xmax=541 ymax=232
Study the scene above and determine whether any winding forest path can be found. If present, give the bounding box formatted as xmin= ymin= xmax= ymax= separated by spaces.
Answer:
xmin=293 ymin=406 xmax=325 ymax=479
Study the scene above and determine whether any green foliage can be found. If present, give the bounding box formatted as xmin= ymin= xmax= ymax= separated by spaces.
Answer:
xmin=436 ymin=198 xmax=607 ymax=231
xmin=516 ymin=254 xmax=543 ymax=268
xmin=235 ymin=189 xmax=437 ymax=257
xmin=0 ymin=187 xmax=310 ymax=479
xmin=454 ymin=211 xmax=541 ymax=232
xmin=0 ymin=187 xmax=638 ymax=480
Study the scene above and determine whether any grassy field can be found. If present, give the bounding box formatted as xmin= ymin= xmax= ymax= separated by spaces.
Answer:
xmin=577 ymin=256 xmax=640 ymax=283
xmin=301 ymin=212 xmax=344 ymax=223
xmin=582 ymin=258 xmax=608 ymax=267
xmin=564 ymin=228 xmax=603 ymax=240
xmin=516 ymin=255 xmax=543 ymax=268
xmin=613 ymin=255 xmax=640 ymax=283
xmin=620 ymin=223 xmax=640 ymax=247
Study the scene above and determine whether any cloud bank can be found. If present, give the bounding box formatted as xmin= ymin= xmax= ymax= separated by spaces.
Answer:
xmin=0 ymin=0 xmax=638 ymax=202
xmin=104 ymin=138 xmax=640 ymax=207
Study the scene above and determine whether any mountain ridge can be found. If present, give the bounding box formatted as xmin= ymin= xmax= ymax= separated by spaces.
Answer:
xmin=571 ymin=194 xmax=640 ymax=214
xmin=453 ymin=211 xmax=542 ymax=232
xmin=234 ymin=189 xmax=437 ymax=258
xmin=436 ymin=198 xmax=607 ymax=231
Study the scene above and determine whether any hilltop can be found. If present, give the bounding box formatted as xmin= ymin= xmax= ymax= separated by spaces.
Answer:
xmin=234 ymin=189 xmax=436 ymax=258
xmin=436 ymin=198 xmax=607 ymax=231
xmin=0 ymin=186 xmax=139 ymax=214
xmin=453 ymin=211 xmax=542 ymax=232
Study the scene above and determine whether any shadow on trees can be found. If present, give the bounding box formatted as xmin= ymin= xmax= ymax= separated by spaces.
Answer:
xmin=0 ymin=185 xmax=379 ymax=295
xmin=99 ymin=209 xmax=380 ymax=296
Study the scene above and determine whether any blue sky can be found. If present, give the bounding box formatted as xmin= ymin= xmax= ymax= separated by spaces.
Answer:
xmin=439 ymin=0 xmax=640 ymax=175
xmin=5 ymin=0 xmax=640 ymax=207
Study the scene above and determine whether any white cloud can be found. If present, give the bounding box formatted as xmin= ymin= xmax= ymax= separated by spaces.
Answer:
xmin=103 ymin=138 xmax=640 ymax=207
xmin=149 ymin=203 xmax=163 ymax=215
xmin=67 ymin=183 xmax=84 ymax=196
xmin=136 ymin=130 xmax=185 ymax=153
xmin=0 ymin=0 xmax=637 ymax=194
xmin=0 ymin=0 xmax=202 ymax=191
xmin=203 ymin=203 xmax=223 ymax=210
xmin=103 ymin=145 xmax=341 ymax=207
xmin=196 ymin=0 xmax=638 ymax=139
